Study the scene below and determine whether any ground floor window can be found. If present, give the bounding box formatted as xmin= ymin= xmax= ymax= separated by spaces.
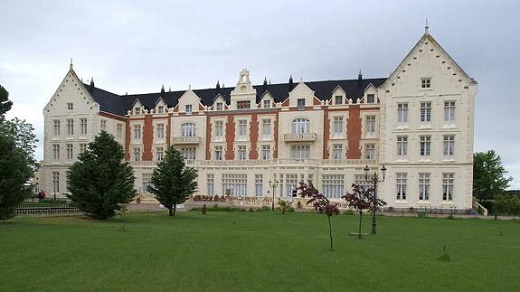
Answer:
xmin=255 ymin=174 xmax=263 ymax=197
xmin=442 ymin=173 xmax=454 ymax=201
xmin=52 ymin=171 xmax=60 ymax=195
xmin=222 ymin=173 xmax=247 ymax=196
xmin=207 ymin=174 xmax=214 ymax=196
xmin=322 ymin=174 xmax=344 ymax=198
xmin=142 ymin=173 xmax=152 ymax=194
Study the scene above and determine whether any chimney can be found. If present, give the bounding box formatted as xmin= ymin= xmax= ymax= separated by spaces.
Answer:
xmin=357 ymin=70 xmax=362 ymax=87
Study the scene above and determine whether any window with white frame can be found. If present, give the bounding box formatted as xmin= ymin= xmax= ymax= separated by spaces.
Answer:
xmin=263 ymin=100 xmax=271 ymax=108
xmin=366 ymin=116 xmax=376 ymax=136
xmin=181 ymin=147 xmax=196 ymax=160
xmin=185 ymin=104 xmax=192 ymax=115
xmin=79 ymin=143 xmax=87 ymax=154
xmin=53 ymin=120 xmax=61 ymax=136
xmin=334 ymin=95 xmax=343 ymax=105
xmin=396 ymin=173 xmax=407 ymax=200
xmin=66 ymin=144 xmax=73 ymax=160
xmin=100 ymin=119 xmax=106 ymax=131
xmin=332 ymin=144 xmax=343 ymax=160
xmin=207 ymin=174 xmax=215 ymax=196
xmin=134 ymin=107 xmax=141 ymax=115
xmin=421 ymin=78 xmax=431 ymax=88
xmin=285 ymin=174 xmax=298 ymax=197
xmin=215 ymin=120 xmax=223 ymax=139
xmin=182 ymin=123 xmax=196 ymax=137
xmin=215 ymin=146 xmax=223 ymax=160
xmin=261 ymin=119 xmax=271 ymax=139
xmin=216 ymin=102 xmax=223 ymax=111
xmin=367 ymin=94 xmax=375 ymax=104
xmin=157 ymin=105 xmax=164 ymax=114
xmin=443 ymin=173 xmax=454 ymax=201
xmin=365 ymin=144 xmax=376 ymax=160
xmin=255 ymin=174 xmax=263 ymax=197
xmin=142 ymin=173 xmax=152 ymax=194
xmin=133 ymin=125 xmax=141 ymax=141
xmin=420 ymin=102 xmax=432 ymax=122
xmin=444 ymin=101 xmax=456 ymax=123
xmin=52 ymin=172 xmax=60 ymax=194
xmin=156 ymin=147 xmax=164 ymax=161
xmin=297 ymin=98 xmax=305 ymax=110
xmin=443 ymin=135 xmax=455 ymax=157
xmin=292 ymin=118 xmax=310 ymax=134
xmin=133 ymin=148 xmax=141 ymax=161
xmin=397 ymin=136 xmax=408 ymax=158
xmin=222 ymin=174 xmax=247 ymax=196
xmin=333 ymin=116 xmax=343 ymax=136
xmin=419 ymin=173 xmax=430 ymax=200
xmin=238 ymin=120 xmax=248 ymax=138
xmin=354 ymin=174 xmax=371 ymax=192
xmin=291 ymin=145 xmax=310 ymax=159
xmin=66 ymin=102 xmax=73 ymax=110
xmin=237 ymin=145 xmax=247 ymax=160
xmin=420 ymin=135 xmax=431 ymax=157
xmin=261 ymin=145 xmax=271 ymax=160
xmin=156 ymin=123 xmax=165 ymax=139
xmin=80 ymin=118 xmax=87 ymax=135
xmin=397 ymin=103 xmax=408 ymax=124
xmin=116 ymin=124 xmax=123 ymax=139
xmin=52 ymin=144 xmax=60 ymax=160
xmin=322 ymin=174 xmax=344 ymax=198
xmin=66 ymin=119 xmax=74 ymax=135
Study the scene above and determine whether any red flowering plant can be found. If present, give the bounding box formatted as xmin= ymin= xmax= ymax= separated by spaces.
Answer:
xmin=299 ymin=181 xmax=340 ymax=251
xmin=342 ymin=184 xmax=386 ymax=239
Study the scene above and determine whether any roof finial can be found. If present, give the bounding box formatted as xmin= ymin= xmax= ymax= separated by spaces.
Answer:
xmin=425 ymin=18 xmax=429 ymax=35
xmin=70 ymin=58 xmax=73 ymax=70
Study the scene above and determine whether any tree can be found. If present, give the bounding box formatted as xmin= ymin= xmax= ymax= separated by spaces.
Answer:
xmin=473 ymin=150 xmax=513 ymax=203
xmin=299 ymin=181 xmax=340 ymax=251
xmin=0 ymin=118 xmax=39 ymax=173
xmin=343 ymin=184 xmax=386 ymax=239
xmin=67 ymin=131 xmax=136 ymax=219
xmin=148 ymin=146 xmax=198 ymax=217
xmin=0 ymin=84 xmax=13 ymax=120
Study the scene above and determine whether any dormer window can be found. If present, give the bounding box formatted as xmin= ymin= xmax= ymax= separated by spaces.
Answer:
xmin=421 ymin=78 xmax=431 ymax=88
xmin=67 ymin=103 xmax=73 ymax=110
xmin=216 ymin=102 xmax=223 ymax=111
xmin=135 ymin=108 xmax=141 ymax=115
xmin=334 ymin=96 xmax=342 ymax=105
xmin=367 ymin=94 xmax=375 ymax=104
xmin=185 ymin=104 xmax=192 ymax=115
xmin=237 ymin=101 xmax=250 ymax=109
xmin=263 ymin=100 xmax=271 ymax=108
xmin=297 ymin=98 xmax=305 ymax=110
xmin=157 ymin=106 xmax=164 ymax=114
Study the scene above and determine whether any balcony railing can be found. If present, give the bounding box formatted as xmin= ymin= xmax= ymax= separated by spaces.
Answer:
xmin=283 ymin=132 xmax=316 ymax=142
xmin=171 ymin=136 xmax=201 ymax=145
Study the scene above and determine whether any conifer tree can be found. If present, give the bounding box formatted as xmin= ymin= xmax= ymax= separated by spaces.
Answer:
xmin=67 ymin=131 xmax=136 ymax=219
xmin=0 ymin=84 xmax=13 ymax=120
xmin=148 ymin=146 xmax=198 ymax=217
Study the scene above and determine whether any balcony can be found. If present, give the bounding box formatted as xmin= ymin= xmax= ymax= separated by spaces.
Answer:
xmin=283 ymin=132 xmax=316 ymax=142
xmin=171 ymin=136 xmax=201 ymax=145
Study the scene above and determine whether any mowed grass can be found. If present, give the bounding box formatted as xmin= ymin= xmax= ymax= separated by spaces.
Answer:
xmin=1 ymin=211 xmax=519 ymax=292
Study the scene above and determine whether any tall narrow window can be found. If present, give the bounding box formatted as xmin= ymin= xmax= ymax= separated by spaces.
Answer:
xmin=419 ymin=173 xmax=430 ymax=200
xmin=100 ymin=119 xmax=106 ymax=131
xmin=237 ymin=145 xmax=247 ymax=160
xmin=420 ymin=102 xmax=432 ymax=122
xmin=443 ymin=135 xmax=455 ymax=157
xmin=79 ymin=144 xmax=87 ymax=154
xmin=66 ymin=144 xmax=73 ymax=160
xmin=182 ymin=123 xmax=196 ymax=137
xmin=366 ymin=116 xmax=376 ymax=136
xmin=444 ymin=101 xmax=456 ymax=123
xmin=297 ymin=98 xmax=305 ymax=110
xmin=443 ymin=173 xmax=454 ymax=201
xmin=80 ymin=118 xmax=87 ymax=135
xmin=157 ymin=105 xmax=164 ymax=114
xmin=133 ymin=148 xmax=141 ymax=161
xmin=397 ymin=136 xmax=408 ymax=158
xmin=255 ymin=174 xmax=263 ymax=197
xmin=156 ymin=123 xmax=165 ymax=139
xmin=116 ymin=124 xmax=123 ymax=139
xmin=142 ymin=173 xmax=152 ymax=194
xmin=332 ymin=144 xmax=343 ymax=160
xmin=420 ymin=135 xmax=431 ymax=157
xmin=238 ymin=120 xmax=247 ymax=138
xmin=397 ymin=103 xmax=408 ymax=124
xmin=365 ymin=144 xmax=376 ymax=160
xmin=207 ymin=174 xmax=215 ymax=196
xmin=52 ymin=172 xmax=60 ymax=194
xmin=396 ymin=173 xmax=407 ymax=200
xmin=53 ymin=120 xmax=61 ymax=136
xmin=215 ymin=146 xmax=223 ymax=160
xmin=261 ymin=145 xmax=271 ymax=160
xmin=133 ymin=125 xmax=141 ymax=141
xmin=156 ymin=147 xmax=164 ymax=161
xmin=185 ymin=104 xmax=193 ymax=115
xmin=215 ymin=121 xmax=223 ymax=138
xmin=261 ymin=119 xmax=271 ymax=139
xmin=333 ymin=116 xmax=343 ymax=136
xmin=52 ymin=144 xmax=60 ymax=160
xmin=66 ymin=119 xmax=74 ymax=136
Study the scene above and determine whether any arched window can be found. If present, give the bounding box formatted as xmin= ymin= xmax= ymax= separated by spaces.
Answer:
xmin=181 ymin=123 xmax=196 ymax=137
xmin=292 ymin=118 xmax=310 ymax=134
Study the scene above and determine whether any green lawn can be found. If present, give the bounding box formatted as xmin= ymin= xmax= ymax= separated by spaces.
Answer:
xmin=1 ymin=210 xmax=519 ymax=291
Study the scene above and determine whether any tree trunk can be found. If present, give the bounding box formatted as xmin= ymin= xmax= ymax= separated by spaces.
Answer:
xmin=358 ymin=211 xmax=363 ymax=239
xmin=173 ymin=203 xmax=177 ymax=217
xmin=328 ymin=216 xmax=333 ymax=251
xmin=169 ymin=207 xmax=173 ymax=216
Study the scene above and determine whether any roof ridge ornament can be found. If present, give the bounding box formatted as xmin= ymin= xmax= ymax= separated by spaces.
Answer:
xmin=425 ymin=18 xmax=429 ymax=35
xmin=69 ymin=58 xmax=73 ymax=70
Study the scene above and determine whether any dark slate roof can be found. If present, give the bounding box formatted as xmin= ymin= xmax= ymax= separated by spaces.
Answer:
xmin=84 ymin=77 xmax=387 ymax=116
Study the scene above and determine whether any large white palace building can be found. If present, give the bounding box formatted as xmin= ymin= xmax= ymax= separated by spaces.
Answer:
xmin=39 ymin=28 xmax=477 ymax=211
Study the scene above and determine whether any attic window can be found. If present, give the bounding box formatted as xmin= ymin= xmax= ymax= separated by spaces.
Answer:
xmin=263 ymin=100 xmax=271 ymax=108
xmin=185 ymin=104 xmax=193 ymax=115
xmin=157 ymin=106 xmax=164 ymax=114
xmin=135 ymin=108 xmax=141 ymax=115
xmin=334 ymin=95 xmax=343 ymax=105
xmin=216 ymin=102 xmax=223 ymax=111
xmin=421 ymin=78 xmax=431 ymax=89
xmin=237 ymin=101 xmax=250 ymax=109
xmin=67 ymin=103 xmax=73 ymax=111
xmin=367 ymin=94 xmax=375 ymax=104
xmin=297 ymin=98 xmax=305 ymax=110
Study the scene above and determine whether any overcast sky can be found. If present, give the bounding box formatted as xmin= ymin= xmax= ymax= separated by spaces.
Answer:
xmin=1 ymin=0 xmax=519 ymax=189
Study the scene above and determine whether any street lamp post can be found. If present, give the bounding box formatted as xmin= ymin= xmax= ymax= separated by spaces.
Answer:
xmin=269 ymin=179 xmax=278 ymax=211
xmin=364 ymin=164 xmax=387 ymax=235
